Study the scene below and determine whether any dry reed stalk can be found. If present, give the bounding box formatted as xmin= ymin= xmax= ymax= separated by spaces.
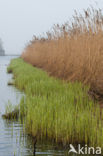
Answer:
xmin=22 ymin=7 xmax=103 ymax=96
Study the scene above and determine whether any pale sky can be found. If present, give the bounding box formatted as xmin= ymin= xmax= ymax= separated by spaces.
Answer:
xmin=0 ymin=0 xmax=103 ymax=55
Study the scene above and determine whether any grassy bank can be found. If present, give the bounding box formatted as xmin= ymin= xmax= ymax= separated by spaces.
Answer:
xmin=7 ymin=58 xmax=103 ymax=147
xmin=22 ymin=8 xmax=103 ymax=96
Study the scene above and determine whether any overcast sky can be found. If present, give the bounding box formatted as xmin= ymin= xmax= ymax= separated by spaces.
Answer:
xmin=0 ymin=0 xmax=103 ymax=55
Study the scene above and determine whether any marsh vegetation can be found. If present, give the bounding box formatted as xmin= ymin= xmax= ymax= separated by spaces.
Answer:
xmin=7 ymin=58 xmax=103 ymax=149
xmin=22 ymin=7 xmax=103 ymax=98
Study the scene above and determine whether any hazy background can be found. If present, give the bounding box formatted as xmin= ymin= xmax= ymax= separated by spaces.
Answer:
xmin=0 ymin=0 xmax=102 ymax=55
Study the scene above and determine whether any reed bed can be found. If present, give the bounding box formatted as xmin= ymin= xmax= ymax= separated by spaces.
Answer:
xmin=22 ymin=7 xmax=103 ymax=96
xmin=7 ymin=58 xmax=103 ymax=147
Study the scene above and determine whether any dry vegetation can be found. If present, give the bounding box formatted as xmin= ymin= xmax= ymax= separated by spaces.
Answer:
xmin=22 ymin=7 xmax=103 ymax=96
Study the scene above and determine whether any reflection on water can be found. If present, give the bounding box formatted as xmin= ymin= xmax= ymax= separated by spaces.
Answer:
xmin=0 ymin=56 xmax=67 ymax=156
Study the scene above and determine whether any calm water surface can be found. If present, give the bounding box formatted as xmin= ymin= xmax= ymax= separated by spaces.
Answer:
xmin=0 ymin=56 xmax=67 ymax=156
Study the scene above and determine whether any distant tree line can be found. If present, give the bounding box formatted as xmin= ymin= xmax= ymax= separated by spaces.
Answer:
xmin=0 ymin=38 xmax=5 ymax=55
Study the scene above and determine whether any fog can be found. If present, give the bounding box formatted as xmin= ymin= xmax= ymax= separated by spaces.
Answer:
xmin=0 ymin=0 xmax=102 ymax=55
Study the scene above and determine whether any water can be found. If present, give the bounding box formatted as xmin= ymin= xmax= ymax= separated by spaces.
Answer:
xmin=0 ymin=56 xmax=66 ymax=156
